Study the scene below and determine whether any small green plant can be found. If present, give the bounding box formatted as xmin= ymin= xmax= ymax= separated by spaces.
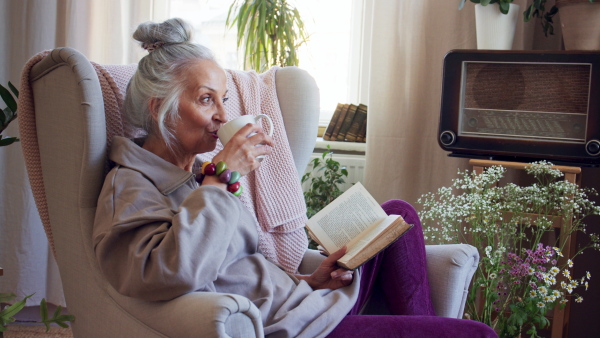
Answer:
xmin=301 ymin=146 xmax=348 ymax=249
xmin=0 ymin=81 xmax=19 ymax=147
xmin=523 ymin=0 xmax=559 ymax=36
xmin=0 ymin=293 xmax=75 ymax=334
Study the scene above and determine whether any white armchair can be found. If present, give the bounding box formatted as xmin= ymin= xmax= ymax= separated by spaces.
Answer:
xmin=19 ymin=47 xmax=478 ymax=337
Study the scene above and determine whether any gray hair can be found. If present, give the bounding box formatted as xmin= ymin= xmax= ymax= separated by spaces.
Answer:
xmin=124 ymin=18 xmax=217 ymax=151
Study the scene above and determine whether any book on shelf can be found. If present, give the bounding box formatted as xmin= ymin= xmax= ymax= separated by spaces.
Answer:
xmin=356 ymin=118 xmax=367 ymax=143
xmin=323 ymin=103 xmax=345 ymax=141
xmin=331 ymin=103 xmax=350 ymax=141
xmin=336 ymin=104 xmax=358 ymax=141
xmin=345 ymin=103 xmax=367 ymax=142
xmin=305 ymin=182 xmax=413 ymax=270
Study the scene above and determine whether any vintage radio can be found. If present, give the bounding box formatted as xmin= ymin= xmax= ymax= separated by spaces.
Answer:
xmin=438 ymin=50 xmax=600 ymax=166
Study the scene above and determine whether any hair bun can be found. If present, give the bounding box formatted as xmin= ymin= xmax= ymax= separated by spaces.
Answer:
xmin=133 ymin=18 xmax=194 ymax=50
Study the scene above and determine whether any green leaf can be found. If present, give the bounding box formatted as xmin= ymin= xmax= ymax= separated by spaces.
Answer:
xmin=40 ymin=298 xmax=49 ymax=321
xmin=8 ymin=81 xmax=19 ymax=98
xmin=481 ymin=0 xmax=492 ymax=6
xmin=0 ymin=136 xmax=19 ymax=146
xmin=0 ymin=83 xmax=17 ymax=113
xmin=523 ymin=5 xmax=534 ymax=21
xmin=0 ymin=294 xmax=33 ymax=320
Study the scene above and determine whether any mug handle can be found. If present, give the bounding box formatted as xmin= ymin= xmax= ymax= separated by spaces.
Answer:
xmin=255 ymin=114 xmax=274 ymax=136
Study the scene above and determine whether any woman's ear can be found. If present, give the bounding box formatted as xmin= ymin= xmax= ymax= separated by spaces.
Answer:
xmin=148 ymin=98 xmax=162 ymax=123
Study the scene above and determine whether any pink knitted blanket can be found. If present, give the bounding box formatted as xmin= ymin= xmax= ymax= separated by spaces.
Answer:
xmin=19 ymin=50 xmax=308 ymax=273
xmin=199 ymin=68 xmax=309 ymax=273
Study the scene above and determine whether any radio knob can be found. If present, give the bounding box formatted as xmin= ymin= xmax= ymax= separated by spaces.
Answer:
xmin=440 ymin=130 xmax=456 ymax=146
xmin=585 ymin=140 xmax=600 ymax=156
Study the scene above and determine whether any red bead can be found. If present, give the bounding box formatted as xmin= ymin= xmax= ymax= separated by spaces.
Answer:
xmin=204 ymin=163 xmax=216 ymax=176
xmin=227 ymin=181 xmax=241 ymax=193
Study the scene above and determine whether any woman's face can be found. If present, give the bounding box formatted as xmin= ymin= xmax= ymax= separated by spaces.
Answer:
xmin=173 ymin=59 xmax=228 ymax=156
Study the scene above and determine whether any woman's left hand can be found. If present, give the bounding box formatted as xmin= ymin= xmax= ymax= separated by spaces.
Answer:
xmin=296 ymin=247 xmax=354 ymax=290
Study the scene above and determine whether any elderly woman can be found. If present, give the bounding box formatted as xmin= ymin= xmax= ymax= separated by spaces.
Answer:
xmin=93 ymin=18 xmax=496 ymax=338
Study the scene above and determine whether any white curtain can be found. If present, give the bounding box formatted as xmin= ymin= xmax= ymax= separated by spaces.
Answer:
xmin=0 ymin=0 xmax=167 ymax=308
xmin=363 ymin=0 xmax=562 ymax=205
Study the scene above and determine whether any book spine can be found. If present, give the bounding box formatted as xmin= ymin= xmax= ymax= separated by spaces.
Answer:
xmin=356 ymin=117 xmax=367 ymax=143
xmin=336 ymin=104 xmax=358 ymax=141
xmin=323 ymin=103 xmax=344 ymax=141
xmin=345 ymin=104 xmax=367 ymax=142
xmin=331 ymin=104 xmax=350 ymax=141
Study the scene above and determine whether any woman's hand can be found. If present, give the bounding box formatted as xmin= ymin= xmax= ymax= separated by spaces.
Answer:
xmin=212 ymin=123 xmax=273 ymax=176
xmin=296 ymin=247 xmax=354 ymax=290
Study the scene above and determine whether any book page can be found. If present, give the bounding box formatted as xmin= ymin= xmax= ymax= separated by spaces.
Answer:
xmin=343 ymin=214 xmax=399 ymax=258
xmin=305 ymin=182 xmax=387 ymax=253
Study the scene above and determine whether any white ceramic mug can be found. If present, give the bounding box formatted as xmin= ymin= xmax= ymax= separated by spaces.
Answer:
xmin=217 ymin=114 xmax=274 ymax=161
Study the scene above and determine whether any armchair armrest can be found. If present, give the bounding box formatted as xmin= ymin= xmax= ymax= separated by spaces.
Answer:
xmin=426 ymin=244 xmax=479 ymax=319
xmin=108 ymin=289 xmax=264 ymax=337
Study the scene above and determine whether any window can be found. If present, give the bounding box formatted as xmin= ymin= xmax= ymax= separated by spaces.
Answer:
xmin=169 ymin=0 xmax=369 ymax=126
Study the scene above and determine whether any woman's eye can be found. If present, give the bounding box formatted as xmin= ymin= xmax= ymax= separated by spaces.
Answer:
xmin=200 ymin=96 xmax=211 ymax=103
xmin=222 ymin=97 xmax=229 ymax=103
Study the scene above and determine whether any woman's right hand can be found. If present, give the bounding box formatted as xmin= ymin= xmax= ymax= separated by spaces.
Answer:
xmin=212 ymin=123 xmax=273 ymax=176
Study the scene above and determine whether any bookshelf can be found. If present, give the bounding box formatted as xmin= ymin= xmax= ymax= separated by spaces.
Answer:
xmin=314 ymin=137 xmax=366 ymax=155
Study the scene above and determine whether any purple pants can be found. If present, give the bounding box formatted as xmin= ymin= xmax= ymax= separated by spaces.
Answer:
xmin=327 ymin=199 xmax=497 ymax=338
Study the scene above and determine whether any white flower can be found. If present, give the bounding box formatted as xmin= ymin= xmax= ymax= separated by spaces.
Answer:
xmin=538 ymin=286 xmax=548 ymax=295
xmin=566 ymin=285 xmax=574 ymax=294
xmin=585 ymin=282 xmax=589 ymax=291
xmin=489 ymin=273 xmax=497 ymax=279
xmin=587 ymin=271 xmax=591 ymax=280
xmin=529 ymin=290 xmax=537 ymax=297
xmin=537 ymin=302 xmax=545 ymax=308
xmin=563 ymin=270 xmax=571 ymax=278
xmin=567 ymin=259 xmax=574 ymax=268
xmin=575 ymin=296 xmax=583 ymax=303
xmin=550 ymin=267 xmax=560 ymax=275
xmin=552 ymin=290 xmax=561 ymax=298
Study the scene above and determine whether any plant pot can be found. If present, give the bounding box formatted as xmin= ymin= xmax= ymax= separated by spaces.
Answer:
xmin=475 ymin=3 xmax=520 ymax=50
xmin=556 ymin=0 xmax=600 ymax=50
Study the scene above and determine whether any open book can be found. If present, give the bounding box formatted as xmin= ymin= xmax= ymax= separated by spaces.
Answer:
xmin=305 ymin=182 xmax=413 ymax=270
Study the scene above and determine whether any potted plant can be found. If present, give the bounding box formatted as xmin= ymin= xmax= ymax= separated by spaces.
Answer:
xmin=459 ymin=0 xmax=521 ymax=49
xmin=418 ymin=161 xmax=600 ymax=337
xmin=226 ymin=0 xmax=309 ymax=72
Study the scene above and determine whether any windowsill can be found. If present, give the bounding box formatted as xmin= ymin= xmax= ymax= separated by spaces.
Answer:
xmin=314 ymin=137 xmax=366 ymax=155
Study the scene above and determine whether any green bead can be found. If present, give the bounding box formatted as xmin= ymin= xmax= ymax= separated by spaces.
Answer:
xmin=216 ymin=161 xmax=228 ymax=175
xmin=233 ymin=185 xmax=243 ymax=196
xmin=229 ymin=171 xmax=241 ymax=184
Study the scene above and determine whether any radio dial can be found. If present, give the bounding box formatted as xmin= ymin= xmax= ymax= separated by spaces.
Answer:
xmin=440 ymin=130 xmax=456 ymax=146
xmin=586 ymin=140 xmax=600 ymax=156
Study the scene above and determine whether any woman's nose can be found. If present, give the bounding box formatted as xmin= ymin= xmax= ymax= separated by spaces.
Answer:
xmin=216 ymin=104 xmax=227 ymax=123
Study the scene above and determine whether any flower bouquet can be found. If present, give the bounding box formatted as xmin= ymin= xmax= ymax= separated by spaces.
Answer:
xmin=418 ymin=161 xmax=600 ymax=337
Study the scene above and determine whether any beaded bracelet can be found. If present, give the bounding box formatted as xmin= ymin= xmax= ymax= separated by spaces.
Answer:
xmin=198 ymin=161 xmax=243 ymax=196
